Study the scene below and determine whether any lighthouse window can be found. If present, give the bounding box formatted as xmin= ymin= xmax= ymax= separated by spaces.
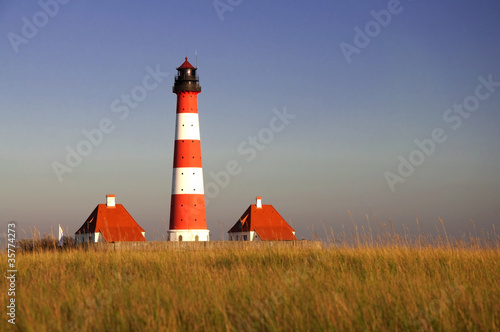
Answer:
xmin=193 ymin=189 xmax=196 ymax=191
xmin=195 ymin=235 xmax=199 ymax=241
xmin=179 ymin=235 xmax=183 ymax=241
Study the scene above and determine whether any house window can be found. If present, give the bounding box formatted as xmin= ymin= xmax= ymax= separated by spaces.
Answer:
xmin=195 ymin=235 xmax=199 ymax=241
xmin=243 ymin=235 xmax=247 ymax=241
xmin=179 ymin=235 xmax=183 ymax=241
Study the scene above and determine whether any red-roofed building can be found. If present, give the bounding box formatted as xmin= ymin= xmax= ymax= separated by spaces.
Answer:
xmin=75 ymin=195 xmax=146 ymax=243
xmin=228 ymin=196 xmax=297 ymax=241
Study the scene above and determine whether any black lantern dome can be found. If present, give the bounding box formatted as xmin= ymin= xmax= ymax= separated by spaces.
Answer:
xmin=172 ymin=57 xmax=201 ymax=93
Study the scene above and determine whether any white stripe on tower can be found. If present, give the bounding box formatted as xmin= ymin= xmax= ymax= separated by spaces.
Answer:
xmin=175 ymin=113 xmax=201 ymax=140
xmin=171 ymin=168 xmax=204 ymax=195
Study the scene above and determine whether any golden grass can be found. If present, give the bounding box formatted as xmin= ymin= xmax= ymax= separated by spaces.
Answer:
xmin=1 ymin=243 xmax=499 ymax=331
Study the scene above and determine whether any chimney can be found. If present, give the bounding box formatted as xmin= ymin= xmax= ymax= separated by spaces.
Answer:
xmin=256 ymin=196 xmax=262 ymax=208
xmin=106 ymin=194 xmax=116 ymax=207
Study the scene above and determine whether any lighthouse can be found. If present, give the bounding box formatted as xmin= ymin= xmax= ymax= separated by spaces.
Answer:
xmin=167 ymin=57 xmax=209 ymax=242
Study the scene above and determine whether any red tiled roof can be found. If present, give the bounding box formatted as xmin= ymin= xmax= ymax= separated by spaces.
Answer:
xmin=177 ymin=57 xmax=195 ymax=69
xmin=75 ymin=204 xmax=146 ymax=242
xmin=228 ymin=204 xmax=297 ymax=241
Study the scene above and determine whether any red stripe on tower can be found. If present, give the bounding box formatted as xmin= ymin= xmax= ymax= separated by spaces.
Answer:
xmin=168 ymin=58 xmax=209 ymax=242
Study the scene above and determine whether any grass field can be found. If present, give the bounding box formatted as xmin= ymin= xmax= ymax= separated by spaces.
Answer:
xmin=1 ymin=242 xmax=499 ymax=331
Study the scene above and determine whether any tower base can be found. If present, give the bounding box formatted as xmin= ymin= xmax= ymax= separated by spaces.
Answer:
xmin=167 ymin=229 xmax=210 ymax=242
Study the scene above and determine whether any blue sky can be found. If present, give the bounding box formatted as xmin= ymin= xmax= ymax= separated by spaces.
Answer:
xmin=1 ymin=0 xmax=499 ymax=240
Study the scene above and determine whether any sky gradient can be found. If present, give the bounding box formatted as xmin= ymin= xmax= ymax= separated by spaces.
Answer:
xmin=1 ymin=0 xmax=499 ymax=240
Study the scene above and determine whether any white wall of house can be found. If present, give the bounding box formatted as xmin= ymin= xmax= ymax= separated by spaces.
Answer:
xmin=75 ymin=232 xmax=106 ymax=244
xmin=75 ymin=231 xmax=146 ymax=244
xmin=228 ymin=231 xmax=260 ymax=241
xmin=167 ymin=229 xmax=209 ymax=242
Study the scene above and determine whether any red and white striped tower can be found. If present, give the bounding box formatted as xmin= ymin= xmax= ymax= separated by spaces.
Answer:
xmin=167 ymin=57 xmax=209 ymax=241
